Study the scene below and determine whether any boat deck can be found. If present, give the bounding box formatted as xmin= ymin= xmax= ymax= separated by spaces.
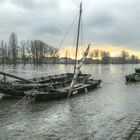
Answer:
xmin=0 ymin=71 xmax=101 ymax=100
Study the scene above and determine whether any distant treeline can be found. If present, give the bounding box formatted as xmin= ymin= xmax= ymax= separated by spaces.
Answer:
xmin=0 ymin=32 xmax=59 ymax=65
xmin=0 ymin=32 xmax=139 ymax=65
xmin=87 ymin=49 xmax=140 ymax=64
xmin=61 ymin=49 xmax=140 ymax=64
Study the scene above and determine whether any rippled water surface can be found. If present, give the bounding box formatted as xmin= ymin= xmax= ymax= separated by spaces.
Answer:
xmin=0 ymin=64 xmax=140 ymax=140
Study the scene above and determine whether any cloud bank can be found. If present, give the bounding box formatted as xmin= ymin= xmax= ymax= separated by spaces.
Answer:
xmin=0 ymin=0 xmax=140 ymax=51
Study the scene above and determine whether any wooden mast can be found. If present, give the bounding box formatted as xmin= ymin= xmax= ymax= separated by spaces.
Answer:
xmin=74 ymin=2 xmax=82 ymax=74
xmin=68 ymin=44 xmax=90 ymax=97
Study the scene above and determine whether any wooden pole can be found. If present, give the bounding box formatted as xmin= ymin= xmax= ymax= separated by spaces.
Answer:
xmin=69 ymin=44 xmax=90 ymax=97
xmin=74 ymin=3 xmax=82 ymax=74
xmin=0 ymin=71 xmax=32 ymax=83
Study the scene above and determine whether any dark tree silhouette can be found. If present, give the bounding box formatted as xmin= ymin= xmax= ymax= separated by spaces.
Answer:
xmin=64 ymin=50 xmax=68 ymax=64
xmin=101 ymin=51 xmax=110 ymax=64
xmin=121 ymin=50 xmax=129 ymax=63
xmin=20 ymin=41 xmax=26 ymax=65
xmin=9 ymin=32 xmax=18 ymax=65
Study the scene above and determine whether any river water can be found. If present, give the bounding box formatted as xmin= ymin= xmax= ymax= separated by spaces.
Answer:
xmin=0 ymin=64 xmax=140 ymax=140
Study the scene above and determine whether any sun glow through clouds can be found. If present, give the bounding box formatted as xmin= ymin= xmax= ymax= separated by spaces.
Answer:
xmin=60 ymin=44 xmax=140 ymax=59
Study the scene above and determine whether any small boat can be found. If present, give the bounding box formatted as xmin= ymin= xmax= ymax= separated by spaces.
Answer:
xmin=0 ymin=3 xmax=101 ymax=101
xmin=135 ymin=68 xmax=140 ymax=73
xmin=125 ymin=68 xmax=140 ymax=82
xmin=126 ymin=73 xmax=140 ymax=82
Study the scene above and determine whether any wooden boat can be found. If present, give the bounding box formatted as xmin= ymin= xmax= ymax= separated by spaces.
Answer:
xmin=0 ymin=3 xmax=101 ymax=100
xmin=135 ymin=68 xmax=140 ymax=73
xmin=0 ymin=71 xmax=101 ymax=100
xmin=125 ymin=67 xmax=140 ymax=82
xmin=125 ymin=73 xmax=140 ymax=82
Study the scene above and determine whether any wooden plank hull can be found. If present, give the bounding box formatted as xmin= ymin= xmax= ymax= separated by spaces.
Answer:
xmin=29 ymin=80 xmax=101 ymax=101
xmin=0 ymin=73 xmax=101 ymax=101
xmin=135 ymin=68 xmax=140 ymax=74
xmin=125 ymin=73 xmax=140 ymax=82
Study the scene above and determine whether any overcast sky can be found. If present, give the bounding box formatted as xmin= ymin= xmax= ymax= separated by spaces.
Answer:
xmin=0 ymin=0 xmax=140 ymax=51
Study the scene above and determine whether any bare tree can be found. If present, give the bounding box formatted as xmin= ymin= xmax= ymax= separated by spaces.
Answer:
xmin=30 ymin=40 xmax=46 ymax=65
xmin=121 ymin=50 xmax=129 ymax=63
xmin=26 ymin=40 xmax=32 ymax=64
xmin=93 ymin=50 xmax=99 ymax=59
xmin=64 ymin=50 xmax=68 ymax=64
xmin=1 ymin=33 xmax=60 ymax=65
xmin=89 ymin=50 xmax=100 ymax=59
xmin=130 ymin=55 xmax=139 ymax=64
xmin=89 ymin=51 xmax=94 ymax=59
xmin=20 ymin=41 xmax=26 ymax=65
xmin=0 ymin=41 xmax=10 ymax=65
xmin=52 ymin=48 xmax=59 ymax=64
xmin=101 ymin=51 xmax=110 ymax=58
xmin=101 ymin=51 xmax=110 ymax=64
xmin=9 ymin=32 xmax=18 ymax=65
xmin=1 ymin=41 xmax=4 ymax=65
xmin=7 ymin=45 xmax=11 ymax=64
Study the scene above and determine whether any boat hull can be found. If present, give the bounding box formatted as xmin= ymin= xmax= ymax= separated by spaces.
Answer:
xmin=135 ymin=68 xmax=140 ymax=74
xmin=125 ymin=73 xmax=140 ymax=82
xmin=31 ymin=80 xmax=101 ymax=101
xmin=0 ymin=73 xmax=101 ymax=101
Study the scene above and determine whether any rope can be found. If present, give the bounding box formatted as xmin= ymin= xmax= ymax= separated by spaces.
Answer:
xmin=72 ymin=22 xmax=78 ymax=58
xmin=57 ymin=12 xmax=79 ymax=49
xmin=80 ymin=15 xmax=86 ymax=56
xmin=0 ymin=84 xmax=39 ymax=122
xmin=0 ymin=91 xmax=36 ymax=128
xmin=43 ymin=13 xmax=79 ymax=76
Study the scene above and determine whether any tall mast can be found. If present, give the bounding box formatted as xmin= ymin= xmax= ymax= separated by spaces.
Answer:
xmin=74 ymin=2 xmax=82 ymax=74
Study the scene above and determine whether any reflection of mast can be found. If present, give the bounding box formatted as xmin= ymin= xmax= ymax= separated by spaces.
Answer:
xmin=74 ymin=3 xmax=82 ymax=74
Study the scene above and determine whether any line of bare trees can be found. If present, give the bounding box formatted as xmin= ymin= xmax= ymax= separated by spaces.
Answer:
xmin=1 ymin=33 xmax=139 ymax=65
xmin=0 ymin=32 xmax=59 ymax=65
xmin=88 ymin=49 xmax=139 ymax=64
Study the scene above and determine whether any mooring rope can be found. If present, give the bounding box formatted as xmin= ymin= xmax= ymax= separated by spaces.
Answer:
xmin=0 ymin=84 xmax=38 ymax=121
xmin=0 ymin=94 xmax=35 ymax=127
xmin=57 ymin=12 xmax=78 ymax=49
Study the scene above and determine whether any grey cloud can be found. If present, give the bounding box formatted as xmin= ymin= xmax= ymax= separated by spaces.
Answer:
xmin=86 ymin=12 xmax=115 ymax=29
xmin=11 ymin=0 xmax=63 ymax=12
xmin=0 ymin=0 xmax=140 ymax=50
xmin=34 ymin=25 xmax=62 ymax=35
xmin=11 ymin=0 xmax=36 ymax=9
xmin=82 ymin=0 xmax=140 ymax=49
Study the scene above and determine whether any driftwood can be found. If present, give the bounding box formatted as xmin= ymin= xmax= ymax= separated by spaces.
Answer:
xmin=0 ymin=71 xmax=32 ymax=83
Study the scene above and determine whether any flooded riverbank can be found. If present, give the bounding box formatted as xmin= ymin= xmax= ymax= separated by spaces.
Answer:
xmin=0 ymin=64 xmax=140 ymax=140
